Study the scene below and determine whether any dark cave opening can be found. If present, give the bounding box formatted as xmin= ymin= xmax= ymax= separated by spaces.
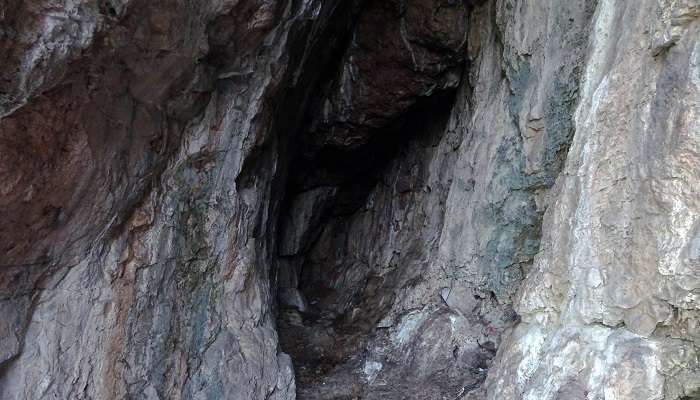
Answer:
xmin=274 ymin=91 xmax=461 ymax=398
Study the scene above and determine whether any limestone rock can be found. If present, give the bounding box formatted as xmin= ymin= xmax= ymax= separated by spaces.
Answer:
xmin=1 ymin=0 xmax=699 ymax=399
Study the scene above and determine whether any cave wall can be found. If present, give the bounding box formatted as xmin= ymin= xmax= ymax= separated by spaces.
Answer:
xmin=487 ymin=1 xmax=700 ymax=398
xmin=1 ymin=0 xmax=699 ymax=399
xmin=0 ymin=0 xmax=360 ymax=398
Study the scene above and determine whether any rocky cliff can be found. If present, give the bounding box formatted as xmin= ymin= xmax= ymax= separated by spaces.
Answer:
xmin=1 ymin=0 xmax=699 ymax=399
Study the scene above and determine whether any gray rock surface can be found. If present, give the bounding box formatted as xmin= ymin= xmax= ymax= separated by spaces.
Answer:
xmin=0 ymin=0 xmax=359 ymax=398
xmin=486 ymin=1 xmax=700 ymax=398
xmin=1 ymin=0 xmax=699 ymax=399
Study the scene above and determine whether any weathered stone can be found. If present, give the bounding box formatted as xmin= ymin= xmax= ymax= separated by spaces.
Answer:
xmin=1 ymin=0 xmax=699 ymax=399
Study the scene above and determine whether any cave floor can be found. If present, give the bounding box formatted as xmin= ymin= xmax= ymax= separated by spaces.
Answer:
xmin=278 ymin=294 xmax=370 ymax=400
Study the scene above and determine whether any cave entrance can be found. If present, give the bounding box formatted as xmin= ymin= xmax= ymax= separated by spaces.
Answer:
xmin=274 ymin=143 xmax=405 ymax=399
xmin=273 ymin=92 xmax=458 ymax=398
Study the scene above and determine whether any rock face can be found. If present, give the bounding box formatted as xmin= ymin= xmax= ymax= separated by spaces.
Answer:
xmin=1 ymin=0 xmax=699 ymax=399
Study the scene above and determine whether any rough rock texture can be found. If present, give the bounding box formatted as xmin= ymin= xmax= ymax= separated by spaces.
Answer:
xmin=486 ymin=1 xmax=700 ymax=398
xmin=0 ymin=0 xmax=359 ymax=398
xmin=1 ymin=0 xmax=699 ymax=399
